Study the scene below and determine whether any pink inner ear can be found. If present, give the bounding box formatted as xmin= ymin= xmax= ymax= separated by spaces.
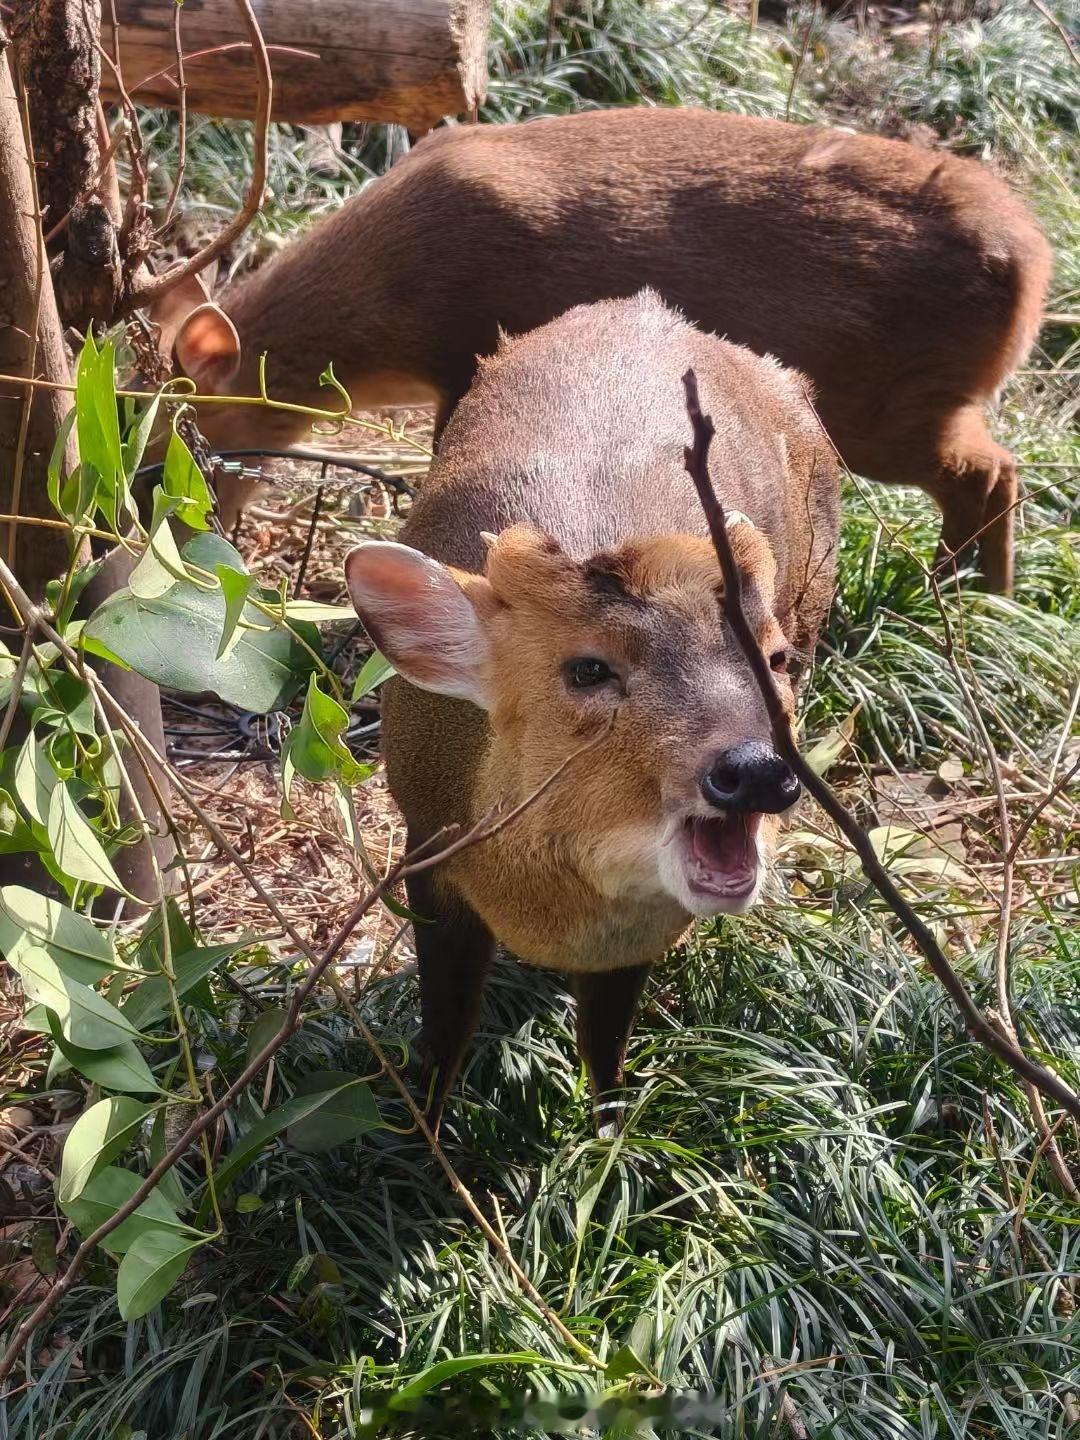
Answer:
xmin=175 ymin=305 xmax=241 ymax=390
xmin=344 ymin=543 xmax=491 ymax=708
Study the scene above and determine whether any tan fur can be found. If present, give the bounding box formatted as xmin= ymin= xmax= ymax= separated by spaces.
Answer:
xmin=155 ymin=108 xmax=1050 ymax=590
xmin=370 ymin=294 xmax=836 ymax=971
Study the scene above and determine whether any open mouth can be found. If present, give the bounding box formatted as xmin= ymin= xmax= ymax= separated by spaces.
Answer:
xmin=681 ymin=813 xmax=761 ymax=903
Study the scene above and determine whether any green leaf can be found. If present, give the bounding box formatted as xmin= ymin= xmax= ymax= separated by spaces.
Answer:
xmin=121 ymin=389 xmax=162 ymax=477
xmin=47 ymin=781 xmax=126 ymax=894
xmin=215 ymin=565 xmax=254 ymax=662
xmin=45 ymin=408 xmax=85 ymax=523
xmin=75 ymin=335 xmax=128 ymax=528
xmin=58 ymin=1097 xmax=150 ymax=1203
xmin=197 ymin=1079 xmax=372 ymax=1225
xmin=117 ymin=1228 xmax=207 ymax=1320
xmin=128 ymin=490 xmax=190 ymax=600
xmin=0 ymin=787 xmax=46 ymax=856
xmin=161 ymin=429 xmax=213 ymax=531
xmin=14 ymin=732 xmax=57 ymax=825
xmin=245 ymin=1006 xmax=287 ymax=1065
xmin=136 ymin=898 xmax=198 ymax=972
xmin=281 ymin=600 xmax=356 ymax=624
xmin=0 ymin=885 xmax=118 ymax=984
xmin=61 ymin=1164 xmax=193 ymax=1255
xmin=390 ymin=1354 xmax=548 ymax=1407
xmin=121 ymin=940 xmax=248 ymax=1031
xmin=183 ymin=531 xmax=246 ymax=575
xmin=83 ymin=539 xmax=319 ymax=715
xmin=235 ymin=1192 xmax=263 ymax=1214
xmin=351 ymin=650 xmax=394 ymax=701
xmin=286 ymin=1072 xmax=380 ymax=1154
xmin=10 ymin=946 xmax=142 ymax=1050
xmin=53 ymin=1031 xmax=161 ymax=1095
xmin=605 ymin=1344 xmax=661 ymax=1385
xmin=283 ymin=673 xmax=365 ymax=786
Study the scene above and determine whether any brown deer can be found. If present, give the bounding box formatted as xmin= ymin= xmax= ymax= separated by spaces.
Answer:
xmin=343 ymin=292 xmax=840 ymax=1131
xmin=152 ymin=108 xmax=1050 ymax=592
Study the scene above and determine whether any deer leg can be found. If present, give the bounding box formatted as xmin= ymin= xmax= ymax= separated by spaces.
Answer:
xmin=405 ymin=852 xmax=494 ymax=1134
xmin=930 ymin=406 xmax=1017 ymax=595
xmin=573 ymin=965 xmax=651 ymax=1136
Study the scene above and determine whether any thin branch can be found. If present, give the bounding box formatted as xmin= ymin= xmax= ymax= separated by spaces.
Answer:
xmin=128 ymin=42 xmax=319 ymax=98
xmin=1028 ymin=0 xmax=1080 ymax=67
xmin=1007 ymin=756 xmax=1080 ymax=865
xmin=128 ymin=0 xmax=272 ymax=307
xmin=160 ymin=0 xmax=187 ymax=230
xmin=6 ymin=48 xmax=45 ymax=571
xmin=679 ymin=367 xmax=1080 ymax=1124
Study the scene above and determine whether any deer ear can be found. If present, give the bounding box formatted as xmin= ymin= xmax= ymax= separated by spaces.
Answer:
xmin=344 ymin=542 xmax=492 ymax=709
xmin=174 ymin=303 xmax=241 ymax=392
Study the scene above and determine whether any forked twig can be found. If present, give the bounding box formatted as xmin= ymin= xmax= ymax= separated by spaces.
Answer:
xmin=128 ymin=0 xmax=272 ymax=307
xmin=679 ymin=367 xmax=1080 ymax=1124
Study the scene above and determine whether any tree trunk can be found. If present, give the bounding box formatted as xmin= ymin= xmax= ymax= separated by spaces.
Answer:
xmin=99 ymin=0 xmax=491 ymax=130
xmin=0 ymin=29 xmax=171 ymax=907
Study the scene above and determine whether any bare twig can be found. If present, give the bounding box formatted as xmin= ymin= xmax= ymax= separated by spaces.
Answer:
xmin=680 ymin=367 xmax=1080 ymax=1124
xmin=128 ymin=0 xmax=272 ymax=307
xmin=160 ymin=0 xmax=187 ymax=230
xmin=1028 ymin=0 xmax=1080 ymax=67
xmin=6 ymin=50 xmax=45 ymax=571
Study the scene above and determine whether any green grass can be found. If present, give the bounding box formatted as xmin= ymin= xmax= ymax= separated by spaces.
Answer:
xmin=5 ymin=1 xmax=1079 ymax=1436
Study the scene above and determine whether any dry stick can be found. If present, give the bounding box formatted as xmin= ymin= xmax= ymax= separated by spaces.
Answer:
xmin=679 ymin=368 xmax=1080 ymax=1124
xmin=96 ymin=44 xmax=148 ymax=253
xmin=1028 ymin=0 xmax=1080 ymax=67
xmin=129 ymin=0 xmax=271 ymax=306
xmin=6 ymin=50 xmax=46 ymax=572
xmin=128 ymin=42 xmax=319 ymax=97
xmin=1007 ymin=755 xmax=1080 ymax=866
xmin=160 ymin=0 xmax=187 ymax=231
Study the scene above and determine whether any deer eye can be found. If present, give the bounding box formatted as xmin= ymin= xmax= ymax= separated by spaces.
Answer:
xmin=769 ymin=648 xmax=790 ymax=674
xmin=564 ymin=657 xmax=617 ymax=690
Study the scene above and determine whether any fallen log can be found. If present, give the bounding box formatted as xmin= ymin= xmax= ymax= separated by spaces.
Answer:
xmin=100 ymin=0 xmax=491 ymax=131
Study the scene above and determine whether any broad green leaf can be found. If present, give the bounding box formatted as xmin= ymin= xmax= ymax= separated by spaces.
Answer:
xmin=61 ymin=1164 xmax=193 ymax=1255
xmin=31 ymin=1226 xmax=58 ymax=1277
xmin=0 ymin=886 xmax=118 ymax=983
xmin=235 ymin=1193 xmax=263 ymax=1214
xmin=351 ymin=650 xmax=394 ymax=701
xmin=605 ymin=1344 xmax=662 ymax=1386
xmin=196 ymin=1079 xmax=371 ymax=1225
xmin=58 ymin=1097 xmax=150 ymax=1203
xmin=162 ymin=429 xmax=213 ymax=531
xmin=128 ymin=491 xmax=190 ymax=600
xmin=183 ymin=531 xmax=246 ymax=575
xmin=46 ymin=782 xmax=126 ymax=894
xmin=83 ymin=538 xmax=319 ymax=714
xmin=14 ymin=732 xmax=57 ymax=825
xmin=53 ymin=1031 xmax=160 ymax=1095
xmin=10 ymin=946 xmax=142 ymax=1050
xmin=121 ymin=940 xmax=248 ymax=1031
xmin=286 ymin=1072 xmax=380 ymax=1154
xmin=283 ymin=673 xmax=364 ymax=786
xmin=215 ymin=565 xmax=254 ymax=662
xmin=804 ymin=708 xmax=859 ymax=778
xmin=118 ymin=1229 xmax=207 ymax=1320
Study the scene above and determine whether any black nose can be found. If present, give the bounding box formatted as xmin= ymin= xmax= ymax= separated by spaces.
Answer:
xmin=701 ymin=740 xmax=800 ymax=814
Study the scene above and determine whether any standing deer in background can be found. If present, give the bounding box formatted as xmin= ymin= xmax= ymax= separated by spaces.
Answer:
xmin=343 ymin=292 xmax=840 ymax=1131
xmin=150 ymin=108 xmax=1051 ymax=592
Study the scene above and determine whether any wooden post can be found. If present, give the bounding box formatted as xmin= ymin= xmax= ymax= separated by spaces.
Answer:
xmin=100 ymin=0 xmax=491 ymax=130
